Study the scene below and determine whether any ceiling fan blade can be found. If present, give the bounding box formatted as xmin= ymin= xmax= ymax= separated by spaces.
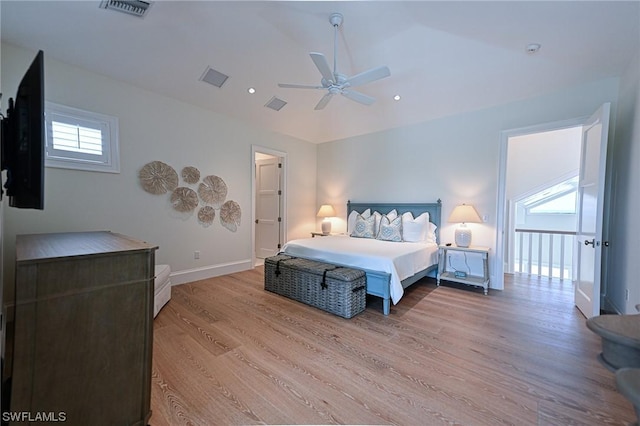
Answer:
xmin=345 ymin=66 xmax=391 ymax=88
xmin=314 ymin=93 xmax=333 ymax=110
xmin=278 ymin=83 xmax=323 ymax=89
xmin=341 ymin=89 xmax=376 ymax=106
xmin=310 ymin=52 xmax=335 ymax=83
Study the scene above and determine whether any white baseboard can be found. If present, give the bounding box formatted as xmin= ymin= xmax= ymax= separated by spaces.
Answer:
xmin=169 ymin=259 xmax=253 ymax=286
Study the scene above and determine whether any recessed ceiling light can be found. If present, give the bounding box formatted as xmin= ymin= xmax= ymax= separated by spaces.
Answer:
xmin=247 ymin=87 xmax=256 ymax=94
xmin=393 ymin=95 xmax=401 ymax=101
xmin=526 ymin=43 xmax=542 ymax=54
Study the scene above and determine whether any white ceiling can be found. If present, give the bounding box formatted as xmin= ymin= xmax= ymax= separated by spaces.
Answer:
xmin=2 ymin=1 xmax=639 ymax=143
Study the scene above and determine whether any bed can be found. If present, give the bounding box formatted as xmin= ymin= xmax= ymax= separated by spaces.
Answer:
xmin=281 ymin=200 xmax=441 ymax=315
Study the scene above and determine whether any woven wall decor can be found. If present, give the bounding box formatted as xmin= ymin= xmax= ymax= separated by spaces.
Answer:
xmin=198 ymin=175 xmax=227 ymax=208
xmin=181 ymin=166 xmax=201 ymax=184
xmin=197 ymin=206 xmax=215 ymax=226
xmin=139 ymin=160 xmax=241 ymax=231
xmin=170 ymin=187 xmax=199 ymax=212
xmin=139 ymin=161 xmax=178 ymax=194
xmin=220 ymin=200 xmax=241 ymax=232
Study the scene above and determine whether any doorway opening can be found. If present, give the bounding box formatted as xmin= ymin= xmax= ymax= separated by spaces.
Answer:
xmin=495 ymin=116 xmax=586 ymax=292
xmin=496 ymin=104 xmax=611 ymax=318
xmin=505 ymin=126 xmax=582 ymax=283
xmin=252 ymin=146 xmax=286 ymax=267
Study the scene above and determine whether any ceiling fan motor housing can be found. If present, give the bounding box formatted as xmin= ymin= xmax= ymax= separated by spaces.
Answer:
xmin=329 ymin=13 xmax=343 ymax=27
xmin=277 ymin=11 xmax=390 ymax=110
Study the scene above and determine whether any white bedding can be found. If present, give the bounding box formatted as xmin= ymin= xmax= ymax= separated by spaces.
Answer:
xmin=281 ymin=235 xmax=438 ymax=305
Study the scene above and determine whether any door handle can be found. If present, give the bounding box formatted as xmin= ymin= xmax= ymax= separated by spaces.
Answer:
xmin=584 ymin=239 xmax=595 ymax=247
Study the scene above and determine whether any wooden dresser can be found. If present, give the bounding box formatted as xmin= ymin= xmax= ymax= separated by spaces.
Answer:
xmin=2 ymin=231 xmax=157 ymax=425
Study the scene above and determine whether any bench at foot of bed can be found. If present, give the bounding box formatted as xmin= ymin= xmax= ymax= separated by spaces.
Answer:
xmin=264 ymin=254 xmax=367 ymax=319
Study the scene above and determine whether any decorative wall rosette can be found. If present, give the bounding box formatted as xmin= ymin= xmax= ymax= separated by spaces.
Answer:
xmin=138 ymin=161 xmax=241 ymax=231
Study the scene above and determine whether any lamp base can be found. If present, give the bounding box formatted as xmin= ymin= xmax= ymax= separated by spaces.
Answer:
xmin=321 ymin=219 xmax=332 ymax=235
xmin=455 ymin=226 xmax=472 ymax=248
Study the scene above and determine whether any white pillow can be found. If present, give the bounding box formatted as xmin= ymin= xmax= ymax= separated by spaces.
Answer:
xmin=402 ymin=212 xmax=429 ymax=242
xmin=371 ymin=210 xmax=398 ymax=236
xmin=386 ymin=209 xmax=398 ymax=221
xmin=348 ymin=209 xmax=370 ymax=234
xmin=377 ymin=214 xmax=402 ymax=242
xmin=352 ymin=213 xmax=376 ymax=238
xmin=426 ymin=222 xmax=438 ymax=244
xmin=373 ymin=211 xmax=383 ymax=236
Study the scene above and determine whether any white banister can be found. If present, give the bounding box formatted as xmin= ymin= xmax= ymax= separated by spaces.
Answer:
xmin=515 ymin=228 xmax=576 ymax=280
xmin=537 ymin=233 xmax=543 ymax=277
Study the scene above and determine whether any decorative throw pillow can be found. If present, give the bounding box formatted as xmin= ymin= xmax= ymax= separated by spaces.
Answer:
xmin=386 ymin=209 xmax=398 ymax=221
xmin=348 ymin=209 xmax=370 ymax=234
xmin=377 ymin=214 xmax=402 ymax=242
xmin=351 ymin=213 xmax=376 ymax=238
xmin=373 ymin=209 xmax=398 ymax=236
xmin=402 ymin=212 xmax=430 ymax=242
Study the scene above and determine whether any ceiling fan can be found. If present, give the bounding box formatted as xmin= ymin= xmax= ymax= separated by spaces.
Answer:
xmin=278 ymin=12 xmax=391 ymax=110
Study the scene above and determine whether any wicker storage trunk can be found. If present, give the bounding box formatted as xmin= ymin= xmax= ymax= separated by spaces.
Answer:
xmin=264 ymin=254 xmax=366 ymax=318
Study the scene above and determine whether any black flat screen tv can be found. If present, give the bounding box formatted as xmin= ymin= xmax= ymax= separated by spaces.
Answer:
xmin=1 ymin=50 xmax=45 ymax=210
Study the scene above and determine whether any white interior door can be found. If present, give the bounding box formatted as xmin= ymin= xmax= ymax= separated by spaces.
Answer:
xmin=255 ymin=157 xmax=281 ymax=259
xmin=574 ymin=103 xmax=610 ymax=318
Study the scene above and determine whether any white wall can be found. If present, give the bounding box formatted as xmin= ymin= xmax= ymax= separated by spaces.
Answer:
xmin=317 ymin=77 xmax=620 ymax=288
xmin=1 ymin=43 xmax=317 ymax=285
xmin=506 ymin=127 xmax=581 ymax=201
xmin=608 ymin=51 xmax=640 ymax=314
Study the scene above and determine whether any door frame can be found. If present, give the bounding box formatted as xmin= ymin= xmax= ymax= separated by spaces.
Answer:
xmin=251 ymin=145 xmax=287 ymax=267
xmin=495 ymin=116 xmax=587 ymax=290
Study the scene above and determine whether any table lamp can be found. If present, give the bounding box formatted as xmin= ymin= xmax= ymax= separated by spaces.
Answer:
xmin=448 ymin=204 xmax=482 ymax=247
xmin=317 ymin=204 xmax=336 ymax=235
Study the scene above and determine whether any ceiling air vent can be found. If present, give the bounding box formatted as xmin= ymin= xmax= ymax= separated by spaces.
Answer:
xmin=200 ymin=67 xmax=229 ymax=89
xmin=265 ymin=97 xmax=287 ymax=112
xmin=100 ymin=0 xmax=151 ymax=18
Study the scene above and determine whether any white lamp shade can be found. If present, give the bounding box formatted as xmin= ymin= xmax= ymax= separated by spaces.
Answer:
xmin=317 ymin=204 xmax=336 ymax=217
xmin=448 ymin=204 xmax=482 ymax=224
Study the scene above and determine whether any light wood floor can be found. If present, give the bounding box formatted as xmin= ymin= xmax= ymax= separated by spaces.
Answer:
xmin=150 ymin=269 xmax=635 ymax=425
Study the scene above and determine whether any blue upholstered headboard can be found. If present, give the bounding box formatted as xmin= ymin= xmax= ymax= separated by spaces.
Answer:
xmin=346 ymin=200 xmax=442 ymax=243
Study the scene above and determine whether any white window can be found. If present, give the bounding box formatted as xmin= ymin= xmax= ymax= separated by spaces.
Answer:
xmin=522 ymin=176 xmax=579 ymax=215
xmin=45 ymin=102 xmax=120 ymax=173
xmin=528 ymin=191 xmax=577 ymax=214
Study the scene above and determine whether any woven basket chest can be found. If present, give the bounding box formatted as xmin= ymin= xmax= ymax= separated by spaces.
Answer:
xmin=264 ymin=254 xmax=366 ymax=319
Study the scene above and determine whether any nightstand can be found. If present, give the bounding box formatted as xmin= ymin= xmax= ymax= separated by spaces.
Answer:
xmin=311 ymin=232 xmax=329 ymax=237
xmin=437 ymin=245 xmax=490 ymax=295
